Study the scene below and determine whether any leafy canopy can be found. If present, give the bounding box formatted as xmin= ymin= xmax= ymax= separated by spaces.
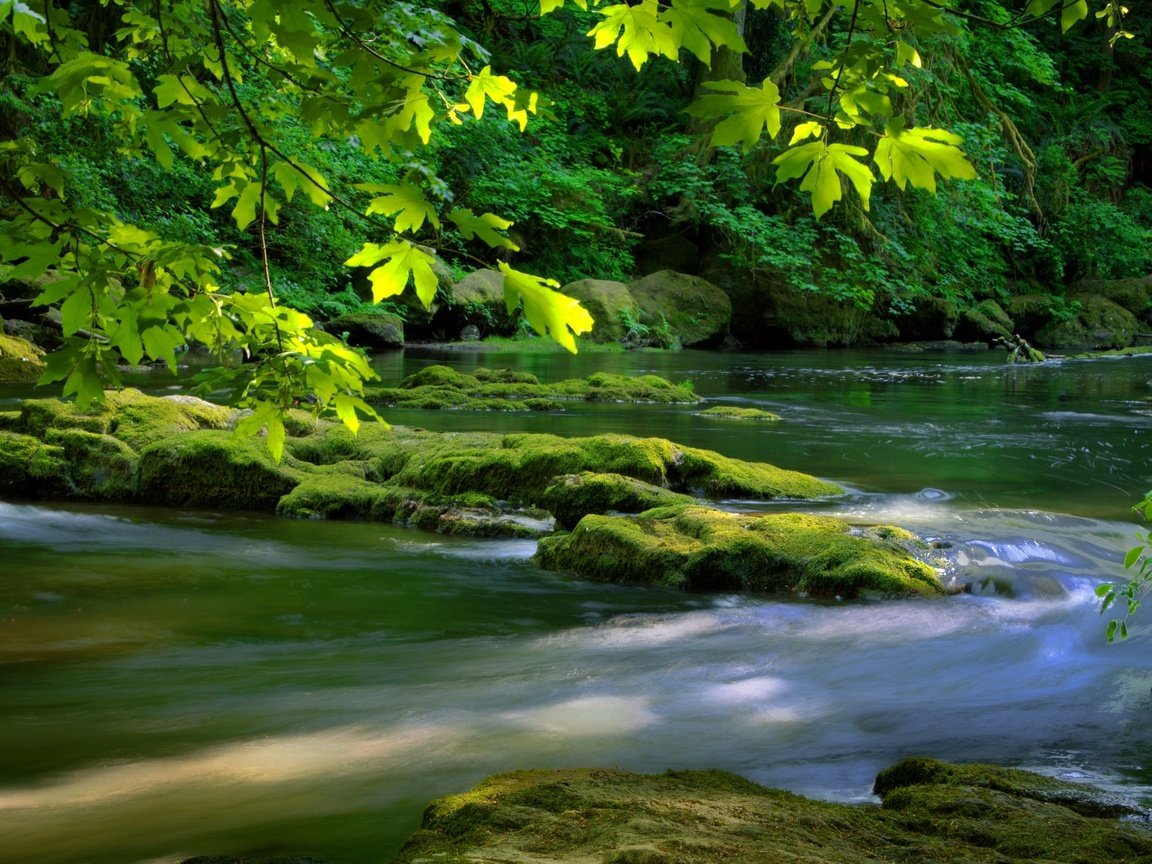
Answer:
xmin=0 ymin=0 xmax=1120 ymax=457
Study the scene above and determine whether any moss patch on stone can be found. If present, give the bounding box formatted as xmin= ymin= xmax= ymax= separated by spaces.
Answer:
xmin=43 ymin=428 xmax=138 ymax=500
xmin=366 ymin=365 xmax=699 ymax=411
xmin=0 ymin=332 xmax=45 ymax=383
xmin=394 ymin=759 xmax=1152 ymax=864
xmin=697 ymin=405 xmax=781 ymax=421
xmin=138 ymin=430 xmax=301 ymax=509
xmin=541 ymin=471 xmax=696 ymax=530
xmin=536 ymin=505 xmax=941 ymax=596
xmin=0 ymin=431 xmax=71 ymax=499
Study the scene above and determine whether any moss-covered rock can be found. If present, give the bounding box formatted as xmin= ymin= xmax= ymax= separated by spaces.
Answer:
xmin=1036 ymin=294 xmax=1140 ymax=350
xmin=138 ymin=430 xmax=301 ymax=509
xmin=436 ymin=268 xmax=517 ymax=337
xmin=0 ymin=332 xmax=45 ymax=383
xmin=697 ymin=405 xmax=781 ymax=421
xmin=43 ymin=428 xmax=138 ymax=500
xmin=0 ymin=431 xmax=71 ymax=498
xmin=325 ymin=312 xmax=404 ymax=350
xmin=561 ymin=279 xmax=638 ymax=343
xmin=395 ymin=758 xmax=1151 ymax=864
xmin=536 ymin=505 xmax=940 ymax=596
xmin=955 ymin=299 xmax=1015 ymax=342
xmin=541 ymin=471 xmax=696 ymax=530
xmin=628 ymin=271 xmax=732 ymax=348
xmin=368 ymin=366 xmax=699 ymax=411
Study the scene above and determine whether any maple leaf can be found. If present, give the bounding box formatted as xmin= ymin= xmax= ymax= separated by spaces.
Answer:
xmin=498 ymin=262 xmax=593 ymax=353
xmin=345 ymin=241 xmax=439 ymax=306
xmin=685 ymin=78 xmax=782 ymax=152
xmin=587 ymin=0 xmax=677 ymax=71
xmin=873 ymin=122 xmax=977 ymax=193
xmin=660 ymin=0 xmax=747 ymax=65
xmin=773 ymin=141 xmax=874 ymax=219
xmin=449 ymin=208 xmax=519 ymax=250
xmin=357 ymin=182 xmax=440 ymax=233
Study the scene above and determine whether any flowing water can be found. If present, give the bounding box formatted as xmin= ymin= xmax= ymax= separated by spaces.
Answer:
xmin=2 ymin=347 xmax=1152 ymax=863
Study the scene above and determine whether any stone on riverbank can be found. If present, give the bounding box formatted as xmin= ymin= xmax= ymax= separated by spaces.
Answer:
xmin=536 ymin=505 xmax=941 ymax=596
xmin=628 ymin=270 xmax=732 ymax=348
xmin=393 ymin=757 xmax=1151 ymax=864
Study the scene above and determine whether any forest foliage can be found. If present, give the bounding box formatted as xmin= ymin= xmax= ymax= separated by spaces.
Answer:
xmin=0 ymin=0 xmax=1150 ymax=457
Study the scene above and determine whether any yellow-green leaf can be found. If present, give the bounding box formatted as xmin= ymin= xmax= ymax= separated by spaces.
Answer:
xmin=661 ymin=0 xmax=747 ymax=65
xmin=685 ymin=78 xmax=781 ymax=152
xmin=873 ymin=123 xmax=977 ymax=193
xmin=465 ymin=66 xmax=518 ymax=121
xmin=773 ymin=141 xmax=873 ymax=219
xmin=498 ymin=262 xmax=593 ymax=353
xmin=354 ymin=241 xmax=439 ymax=306
xmin=1061 ymin=0 xmax=1088 ymax=31
xmin=448 ymin=208 xmax=520 ymax=250
xmin=357 ymin=182 xmax=440 ymax=233
xmin=587 ymin=0 xmax=676 ymax=71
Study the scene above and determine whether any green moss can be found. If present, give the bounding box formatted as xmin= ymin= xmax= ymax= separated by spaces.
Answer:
xmin=396 ymin=761 xmax=1152 ymax=864
xmin=537 ymin=506 xmax=942 ymax=597
xmin=541 ymin=471 xmax=695 ymax=530
xmin=674 ymin=446 xmax=841 ymax=499
xmin=0 ymin=431 xmax=71 ymax=499
xmin=369 ymin=368 xmax=700 ymax=411
xmin=697 ymin=405 xmax=782 ymax=421
xmin=0 ymin=333 xmax=45 ymax=383
xmin=43 ymin=428 xmax=138 ymax=500
xmin=138 ymin=430 xmax=301 ymax=509
xmin=18 ymin=397 xmax=116 ymax=439
xmin=106 ymin=390 xmax=236 ymax=449
xmin=0 ymin=410 xmax=20 ymax=431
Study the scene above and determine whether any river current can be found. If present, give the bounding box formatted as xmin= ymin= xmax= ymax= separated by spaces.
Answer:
xmin=2 ymin=347 xmax=1151 ymax=863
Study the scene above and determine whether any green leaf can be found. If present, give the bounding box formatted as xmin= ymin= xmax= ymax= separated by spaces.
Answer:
xmin=231 ymin=181 xmax=262 ymax=230
xmin=661 ymin=0 xmax=747 ymax=65
xmin=788 ymin=121 xmax=824 ymax=146
xmin=448 ymin=208 xmax=520 ymax=250
xmin=587 ymin=0 xmax=676 ymax=71
xmin=357 ymin=182 xmax=440 ymax=233
xmin=59 ymin=286 xmax=93 ymax=335
xmin=1061 ymin=0 xmax=1088 ymax=31
xmin=685 ymin=78 xmax=781 ymax=152
xmin=349 ymin=241 xmax=439 ymax=306
xmin=333 ymin=392 xmax=362 ymax=434
xmin=498 ymin=262 xmax=593 ymax=353
xmin=773 ymin=141 xmax=873 ymax=219
xmin=873 ymin=123 xmax=976 ymax=193
xmin=1125 ymin=546 xmax=1144 ymax=569
xmin=464 ymin=66 xmax=518 ymax=121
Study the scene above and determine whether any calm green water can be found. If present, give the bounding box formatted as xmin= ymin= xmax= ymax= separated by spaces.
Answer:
xmin=2 ymin=347 xmax=1152 ymax=864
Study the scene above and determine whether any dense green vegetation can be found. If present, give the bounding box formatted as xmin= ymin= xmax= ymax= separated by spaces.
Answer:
xmin=0 ymin=0 xmax=1149 ymax=450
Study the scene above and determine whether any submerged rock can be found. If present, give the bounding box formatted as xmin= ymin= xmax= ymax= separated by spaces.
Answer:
xmin=536 ymin=505 xmax=941 ymax=596
xmin=393 ymin=757 xmax=1152 ymax=864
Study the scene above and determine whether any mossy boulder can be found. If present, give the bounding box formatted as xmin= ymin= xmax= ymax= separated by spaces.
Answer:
xmin=697 ymin=405 xmax=781 ymax=421
xmin=541 ymin=471 xmax=695 ymax=530
xmin=894 ymin=295 xmax=959 ymax=341
xmin=395 ymin=758 xmax=1152 ymax=864
xmin=43 ymin=428 xmax=138 ymax=500
xmin=437 ymin=268 xmax=517 ymax=337
xmin=0 ymin=431 xmax=71 ymax=498
xmin=560 ymin=279 xmax=638 ymax=343
xmin=1035 ymin=294 xmax=1139 ymax=350
xmin=325 ymin=312 xmax=404 ymax=350
xmin=767 ymin=283 xmax=898 ymax=347
xmin=138 ymin=430 xmax=300 ymax=509
xmin=628 ymin=270 xmax=732 ymax=348
xmin=955 ymin=299 xmax=1015 ymax=342
xmin=1075 ymin=276 xmax=1152 ymax=323
xmin=0 ymin=332 xmax=45 ymax=383
xmin=536 ymin=505 xmax=940 ymax=596
xmin=368 ymin=366 xmax=698 ymax=411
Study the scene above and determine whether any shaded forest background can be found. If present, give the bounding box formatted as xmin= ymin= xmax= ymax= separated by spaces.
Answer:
xmin=2 ymin=0 xmax=1151 ymax=350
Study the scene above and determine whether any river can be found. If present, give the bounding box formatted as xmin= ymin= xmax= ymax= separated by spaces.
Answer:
xmin=1 ymin=347 xmax=1151 ymax=863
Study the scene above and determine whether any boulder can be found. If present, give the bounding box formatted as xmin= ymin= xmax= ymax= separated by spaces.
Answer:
xmin=1035 ymin=294 xmax=1139 ymax=350
xmin=954 ymin=299 xmax=1014 ymax=343
xmin=394 ymin=758 xmax=1152 ymax=864
xmin=628 ymin=270 xmax=732 ymax=348
xmin=436 ymin=268 xmax=518 ymax=337
xmin=325 ymin=312 xmax=404 ymax=350
xmin=0 ymin=332 xmax=45 ymax=383
xmin=559 ymin=279 xmax=638 ymax=343
xmin=536 ymin=505 xmax=940 ymax=596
